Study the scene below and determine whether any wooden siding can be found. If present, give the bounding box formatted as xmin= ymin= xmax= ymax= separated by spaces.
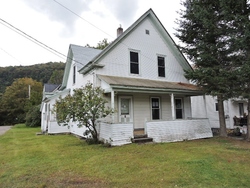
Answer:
xmin=95 ymin=18 xmax=189 ymax=83
xmin=70 ymin=122 xmax=87 ymax=137
xmin=191 ymin=96 xmax=248 ymax=129
xmin=99 ymin=123 xmax=133 ymax=146
xmin=48 ymin=122 xmax=70 ymax=134
xmin=146 ymin=119 xmax=213 ymax=143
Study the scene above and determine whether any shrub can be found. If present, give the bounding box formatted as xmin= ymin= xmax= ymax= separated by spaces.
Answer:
xmin=25 ymin=105 xmax=41 ymax=127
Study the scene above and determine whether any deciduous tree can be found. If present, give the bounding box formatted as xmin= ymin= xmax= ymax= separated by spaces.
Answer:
xmin=1 ymin=77 xmax=42 ymax=124
xmin=54 ymin=83 xmax=113 ymax=144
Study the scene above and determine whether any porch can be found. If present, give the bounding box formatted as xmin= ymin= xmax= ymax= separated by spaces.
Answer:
xmin=99 ymin=118 xmax=212 ymax=146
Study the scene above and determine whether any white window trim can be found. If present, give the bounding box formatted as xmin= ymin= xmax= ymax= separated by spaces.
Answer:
xmin=129 ymin=49 xmax=141 ymax=76
xmin=175 ymin=98 xmax=184 ymax=119
xmin=156 ymin=54 xmax=166 ymax=78
xmin=151 ymin=97 xmax=161 ymax=120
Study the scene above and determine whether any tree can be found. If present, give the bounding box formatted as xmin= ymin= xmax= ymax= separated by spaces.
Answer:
xmin=1 ymin=77 xmax=42 ymax=124
xmin=227 ymin=1 xmax=250 ymax=140
xmin=25 ymin=105 xmax=41 ymax=127
xmin=175 ymin=0 xmax=242 ymax=137
xmin=54 ymin=83 xmax=113 ymax=144
xmin=48 ymin=69 xmax=64 ymax=84
xmin=85 ymin=38 xmax=110 ymax=50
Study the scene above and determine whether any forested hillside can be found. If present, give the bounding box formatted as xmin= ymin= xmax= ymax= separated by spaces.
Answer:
xmin=0 ymin=62 xmax=65 ymax=94
xmin=0 ymin=62 xmax=65 ymax=125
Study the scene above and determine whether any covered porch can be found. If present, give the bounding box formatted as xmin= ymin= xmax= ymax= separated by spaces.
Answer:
xmin=97 ymin=75 xmax=213 ymax=146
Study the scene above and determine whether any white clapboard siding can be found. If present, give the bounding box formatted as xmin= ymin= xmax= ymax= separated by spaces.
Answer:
xmin=99 ymin=123 xmax=133 ymax=146
xmin=146 ymin=119 xmax=213 ymax=143
xmin=95 ymin=18 xmax=189 ymax=83
xmin=70 ymin=122 xmax=87 ymax=137
xmin=48 ymin=122 xmax=70 ymax=134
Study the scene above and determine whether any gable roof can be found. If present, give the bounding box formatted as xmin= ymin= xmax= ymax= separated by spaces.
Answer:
xmin=60 ymin=45 xmax=102 ymax=90
xmin=79 ymin=8 xmax=192 ymax=75
xmin=70 ymin=44 xmax=102 ymax=70
xmin=44 ymin=84 xmax=60 ymax=92
xmin=98 ymin=74 xmax=203 ymax=95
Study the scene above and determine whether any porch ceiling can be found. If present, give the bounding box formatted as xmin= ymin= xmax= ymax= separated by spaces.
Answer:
xmin=97 ymin=74 xmax=204 ymax=96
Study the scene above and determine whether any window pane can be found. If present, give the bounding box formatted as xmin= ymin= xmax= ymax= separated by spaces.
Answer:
xmin=130 ymin=63 xmax=139 ymax=74
xmin=152 ymin=109 xmax=160 ymax=120
xmin=175 ymin=99 xmax=182 ymax=109
xmin=158 ymin=57 xmax=164 ymax=66
xmin=215 ymin=103 xmax=218 ymax=111
xmin=158 ymin=67 xmax=165 ymax=77
xmin=152 ymin=98 xmax=159 ymax=108
xmin=176 ymin=109 xmax=183 ymax=119
xmin=121 ymin=99 xmax=130 ymax=115
xmin=130 ymin=51 xmax=138 ymax=62
xmin=158 ymin=57 xmax=165 ymax=77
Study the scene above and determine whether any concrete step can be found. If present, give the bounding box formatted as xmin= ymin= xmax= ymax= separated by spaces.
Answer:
xmin=132 ymin=136 xmax=153 ymax=143
xmin=134 ymin=134 xmax=148 ymax=139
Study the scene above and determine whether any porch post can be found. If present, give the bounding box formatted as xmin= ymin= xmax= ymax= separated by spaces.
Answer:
xmin=111 ymin=90 xmax=115 ymax=123
xmin=171 ymin=93 xmax=175 ymax=120
xmin=203 ymin=95 xmax=208 ymax=118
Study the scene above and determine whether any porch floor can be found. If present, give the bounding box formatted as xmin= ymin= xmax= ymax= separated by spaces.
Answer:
xmin=134 ymin=128 xmax=145 ymax=135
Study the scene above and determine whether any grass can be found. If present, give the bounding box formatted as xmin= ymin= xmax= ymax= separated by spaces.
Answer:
xmin=1 ymin=124 xmax=250 ymax=188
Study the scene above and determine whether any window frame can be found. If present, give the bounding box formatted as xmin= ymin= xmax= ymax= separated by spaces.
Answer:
xmin=151 ymin=97 xmax=161 ymax=120
xmin=215 ymin=103 xmax=218 ymax=112
xmin=157 ymin=55 xmax=166 ymax=78
xmin=129 ymin=50 xmax=140 ymax=75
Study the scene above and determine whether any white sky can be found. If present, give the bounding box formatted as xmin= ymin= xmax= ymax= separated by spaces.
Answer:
xmin=0 ymin=0 xmax=183 ymax=67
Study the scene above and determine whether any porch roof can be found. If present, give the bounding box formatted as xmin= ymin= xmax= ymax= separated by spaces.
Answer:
xmin=97 ymin=75 xmax=204 ymax=95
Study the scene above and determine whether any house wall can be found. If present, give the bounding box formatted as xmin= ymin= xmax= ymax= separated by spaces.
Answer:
xmin=66 ymin=61 xmax=94 ymax=92
xmin=146 ymin=119 xmax=213 ymax=143
xmin=70 ymin=122 xmax=87 ymax=137
xmin=99 ymin=122 xmax=133 ymax=146
xmin=191 ymin=96 xmax=248 ymax=129
xmin=45 ymin=92 xmax=71 ymax=134
xmin=95 ymin=18 xmax=189 ymax=83
xmin=104 ymin=92 xmax=193 ymax=129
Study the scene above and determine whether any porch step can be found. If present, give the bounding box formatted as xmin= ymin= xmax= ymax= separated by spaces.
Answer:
xmin=132 ymin=134 xmax=153 ymax=143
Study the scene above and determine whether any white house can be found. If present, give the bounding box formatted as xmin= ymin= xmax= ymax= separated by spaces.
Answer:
xmin=41 ymin=9 xmax=213 ymax=146
xmin=191 ymin=95 xmax=248 ymax=130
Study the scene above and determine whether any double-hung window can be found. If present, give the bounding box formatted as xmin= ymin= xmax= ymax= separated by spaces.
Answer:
xmin=151 ymin=97 xmax=160 ymax=120
xmin=130 ymin=51 xmax=139 ymax=74
xmin=158 ymin=56 xmax=165 ymax=77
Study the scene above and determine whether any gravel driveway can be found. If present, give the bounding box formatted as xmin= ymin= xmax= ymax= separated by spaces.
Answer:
xmin=0 ymin=126 xmax=12 ymax=135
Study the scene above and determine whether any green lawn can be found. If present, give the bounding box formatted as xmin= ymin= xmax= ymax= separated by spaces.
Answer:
xmin=1 ymin=124 xmax=250 ymax=188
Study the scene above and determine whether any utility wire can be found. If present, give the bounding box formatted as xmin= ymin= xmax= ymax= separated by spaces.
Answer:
xmin=53 ymin=0 xmax=166 ymax=67
xmin=53 ymin=0 xmax=114 ymax=39
xmin=0 ymin=47 xmax=23 ymax=65
xmin=0 ymin=18 xmax=66 ymax=60
xmin=0 ymin=18 xmax=86 ymax=66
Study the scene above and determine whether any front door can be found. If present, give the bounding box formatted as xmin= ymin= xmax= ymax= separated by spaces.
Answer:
xmin=119 ymin=96 xmax=133 ymax=123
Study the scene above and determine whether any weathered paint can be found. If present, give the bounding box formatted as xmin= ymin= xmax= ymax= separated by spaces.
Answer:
xmin=146 ymin=119 xmax=213 ymax=142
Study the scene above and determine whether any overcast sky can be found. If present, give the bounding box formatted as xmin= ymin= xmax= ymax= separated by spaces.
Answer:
xmin=0 ymin=0 xmax=183 ymax=67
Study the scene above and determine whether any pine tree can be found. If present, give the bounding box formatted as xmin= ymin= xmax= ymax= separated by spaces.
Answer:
xmin=175 ymin=0 xmax=243 ymax=137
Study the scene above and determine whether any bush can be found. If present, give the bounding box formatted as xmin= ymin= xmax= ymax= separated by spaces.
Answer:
xmin=25 ymin=105 xmax=41 ymax=127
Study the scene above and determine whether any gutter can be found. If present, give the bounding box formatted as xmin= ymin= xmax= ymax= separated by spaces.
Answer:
xmin=105 ymin=85 xmax=204 ymax=96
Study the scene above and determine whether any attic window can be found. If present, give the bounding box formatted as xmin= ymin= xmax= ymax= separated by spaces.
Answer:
xmin=145 ymin=29 xmax=150 ymax=35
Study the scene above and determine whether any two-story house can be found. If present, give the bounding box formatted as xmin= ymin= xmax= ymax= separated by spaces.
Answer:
xmin=41 ymin=9 xmax=213 ymax=146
